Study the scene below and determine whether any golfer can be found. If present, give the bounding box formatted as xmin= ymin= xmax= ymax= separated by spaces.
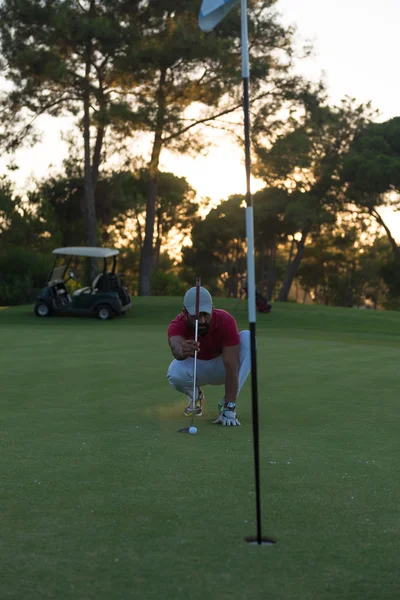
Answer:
xmin=166 ymin=286 xmax=251 ymax=426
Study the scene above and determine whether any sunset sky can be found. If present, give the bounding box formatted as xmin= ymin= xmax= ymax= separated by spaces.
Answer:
xmin=162 ymin=0 xmax=400 ymax=237
xmin=1 ymin=0 xmax=399 ymax=238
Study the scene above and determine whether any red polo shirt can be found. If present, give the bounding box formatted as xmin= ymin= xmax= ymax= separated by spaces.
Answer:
xmin=167 ymin=308 xmax=240 ymax=360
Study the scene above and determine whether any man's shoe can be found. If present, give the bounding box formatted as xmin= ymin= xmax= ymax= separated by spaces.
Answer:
xmin=184 ymin=389 xmax=205 ymax=416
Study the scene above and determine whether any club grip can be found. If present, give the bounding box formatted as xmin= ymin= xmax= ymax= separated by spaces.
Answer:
xmin=195 ymin=276 xmax=201 ymax=318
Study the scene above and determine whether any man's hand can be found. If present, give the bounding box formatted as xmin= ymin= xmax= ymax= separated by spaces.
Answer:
xmin=212 ymin=402 xmax=241 ymax=427
xmin=169 ymin=336 xmax=200 ymax=360
xmin=180 ymin=339 xmax=200 ymax=358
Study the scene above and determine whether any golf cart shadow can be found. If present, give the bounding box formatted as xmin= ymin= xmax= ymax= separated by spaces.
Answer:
xmin=34 ymin=246 xmax=132 ymax=320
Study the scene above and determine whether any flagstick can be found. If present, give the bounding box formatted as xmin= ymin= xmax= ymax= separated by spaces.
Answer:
xmin=240 ymin=0 xmax=262 ymax=546
xmin=198 ymin=0 xmax=276 ymax=546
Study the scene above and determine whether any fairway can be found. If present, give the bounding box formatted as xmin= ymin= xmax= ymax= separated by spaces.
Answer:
xmin=1 ymin=298 xmax=400 ymax=600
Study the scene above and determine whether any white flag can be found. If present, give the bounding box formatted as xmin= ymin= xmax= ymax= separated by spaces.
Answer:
xmin=199 ymin=0 xmax=239 ymax=32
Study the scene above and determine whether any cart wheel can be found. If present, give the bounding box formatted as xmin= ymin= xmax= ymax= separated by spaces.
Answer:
xmin=34 ymin=302 xmax=52 ymax=317
xmin=96 ymin=304 xmax=113 ymax=320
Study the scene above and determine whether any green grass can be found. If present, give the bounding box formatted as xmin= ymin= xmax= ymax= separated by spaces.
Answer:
xmin=1 ymin=298 xmax=400 ymax=599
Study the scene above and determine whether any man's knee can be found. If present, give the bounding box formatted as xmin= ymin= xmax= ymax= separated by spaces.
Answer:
xmin=239 ymin=330 xmax=251 ymax=348
xmin=167 ymin=359 xmax=193 ymax=390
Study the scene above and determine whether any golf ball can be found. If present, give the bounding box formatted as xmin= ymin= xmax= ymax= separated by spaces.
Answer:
xmin=188 ymin=426 xmax=197 ymax=435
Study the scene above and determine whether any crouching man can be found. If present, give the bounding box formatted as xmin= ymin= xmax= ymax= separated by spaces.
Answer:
xmin=166 ymin=286 xmax=251 ymax=426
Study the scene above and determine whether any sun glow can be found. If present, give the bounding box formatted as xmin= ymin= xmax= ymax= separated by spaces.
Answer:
xmin=160 ymin=136 xmax=264 ymax=205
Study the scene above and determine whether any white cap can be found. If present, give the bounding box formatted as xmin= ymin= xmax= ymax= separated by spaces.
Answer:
xmin=183 ymin=286 xmax=213 ymax=316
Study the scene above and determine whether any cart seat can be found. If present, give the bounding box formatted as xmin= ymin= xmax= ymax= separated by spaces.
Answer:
xmin=72 ymin=273 xmax=105 ymax=297
xmin=91 ymin=273 xmax=104 ymax=292
xmin=72 ymin=286 xmax=91 ymax=297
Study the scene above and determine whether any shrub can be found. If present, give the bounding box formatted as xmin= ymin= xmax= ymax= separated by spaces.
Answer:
xmin=150 ymin=270 xmax=186 ymax=296
xmin=0 ymin=274 xmax=35 ymax=306
xmin=0 ymin=248 xmax=51 ymax=305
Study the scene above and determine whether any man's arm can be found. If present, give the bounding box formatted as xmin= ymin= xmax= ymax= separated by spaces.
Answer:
xmin=169 ymin=335 xmax=200 ymax=361
xmin=222 ymin=344 xmax=240 ymax=404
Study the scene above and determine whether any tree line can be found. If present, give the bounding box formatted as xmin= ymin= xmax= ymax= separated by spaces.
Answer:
xmin=0 ymin=0 xmax=399 ymax=308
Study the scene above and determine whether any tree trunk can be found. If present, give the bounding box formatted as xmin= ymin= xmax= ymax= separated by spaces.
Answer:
xmin=278 ymin=231 xmax=308 ymax=302
xmin=153 ymin=238 xmax=162 ymax=273
xmin=153 ymin=211 xmax=162 ymax=273
xmin=287 ymin=236 xmax=295 ymax=267
xmin=259 ymin=245 xmax=265 ymax=295
xmin=139 ymin=67 xmax=167 ymax=296
xmin=139 ymin=175 xmax=158 ymax=296
xmin=346 ymin=261 xmax=356 ymax=307
xmin=82 ymin=16 xmax=97 ymax=278
xmin=373 ymin=289 xmax=379 ymax=310
xmin=370 ymin=207 xmax=400 ymax=263
xmin=266 ymin=244 xmax=276 ymax=301
xmin=92 ymin=123 xmax=105 ymax=192
xmin=134 ymin=207 xmax=143 ymax=248
xmin=227 ymin=265 xmax=236 ymax=298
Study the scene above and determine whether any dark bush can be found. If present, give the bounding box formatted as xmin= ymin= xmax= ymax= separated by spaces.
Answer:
xmin=150 ymin=270 xmax=186 ymax=296
xmin=0 ymin=275 xmax=34 ymax=306
xmin=0 ymin=248 xmax=51 ymax=305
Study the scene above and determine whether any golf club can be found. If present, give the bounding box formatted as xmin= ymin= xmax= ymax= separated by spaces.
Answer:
xmin=178 ymin=276 xmax=201 ymax=434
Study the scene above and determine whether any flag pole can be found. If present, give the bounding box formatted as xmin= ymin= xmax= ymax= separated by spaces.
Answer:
xmin=241 ymin=0 xmax=276 ymax=547
xmin=240 ymin=0 xmax=262 ymax=546
xmin=198 ymin=0 xmax=276 ymax=546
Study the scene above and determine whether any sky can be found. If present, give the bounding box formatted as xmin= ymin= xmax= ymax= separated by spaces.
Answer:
xmin=2 ymin=0 xmax=400 ymax=239
xmin=161 ymin=0 xmax=400 ymax=238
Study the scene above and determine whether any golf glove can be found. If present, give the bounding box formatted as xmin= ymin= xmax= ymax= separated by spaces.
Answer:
xmin=212 ymin=401 xmax=241 ymax=427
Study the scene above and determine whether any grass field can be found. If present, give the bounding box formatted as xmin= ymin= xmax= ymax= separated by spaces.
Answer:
xmin=1 ymin=298 xmax=400 ymax=600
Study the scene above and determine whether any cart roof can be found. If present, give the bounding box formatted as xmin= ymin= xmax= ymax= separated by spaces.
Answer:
xmin=53 ymin=247 xmax=119 ymax=258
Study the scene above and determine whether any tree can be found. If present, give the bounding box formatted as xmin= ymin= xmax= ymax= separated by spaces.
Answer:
xmin=341 ymin=117 xmax=400 ymax=264
xmin=0 ymin=176 xmax=52 ymax=250
xmin=100 ymin=169 xmax=198 ymax=270
xmin=0 ymin=177 xmax=54 ymax=305
xmin=125 ymin=0 xmax=309 ymax=295
xmin=182 ymin=195 xmax=246 ymax=295
xmin=252 ymin=186 xmax=295 ymax=300
xmin=182 ymin=188 xmax=291 ymax=298
xmin=297 ymin=226 xmax=365 ymax=307
xmin=254 ymin=92 xmax=376 ymax=301
xmin=30 ymin=167 xmax=198 ymax=270
xmin=359 ymin=237 xmax=392 ymax=309
xmin=0 ymin=177 xmax=17 ymax=241
xmin=0 ymin=0 xmax=308 ymax=294
xmin=0 ymin=0 xmax=142 ymax=252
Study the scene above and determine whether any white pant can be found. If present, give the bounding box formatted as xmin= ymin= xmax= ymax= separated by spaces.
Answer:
xmin=166 ymin=330 xmax=251 ymax=400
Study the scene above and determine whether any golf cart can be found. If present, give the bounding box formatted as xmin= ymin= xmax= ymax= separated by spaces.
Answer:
xmin=34 ymin=247 xmax=132 ymax=320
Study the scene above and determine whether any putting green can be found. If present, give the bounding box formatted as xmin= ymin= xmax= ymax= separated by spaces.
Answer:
xmin=1 ymin=299 xmax=400 ymax=599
